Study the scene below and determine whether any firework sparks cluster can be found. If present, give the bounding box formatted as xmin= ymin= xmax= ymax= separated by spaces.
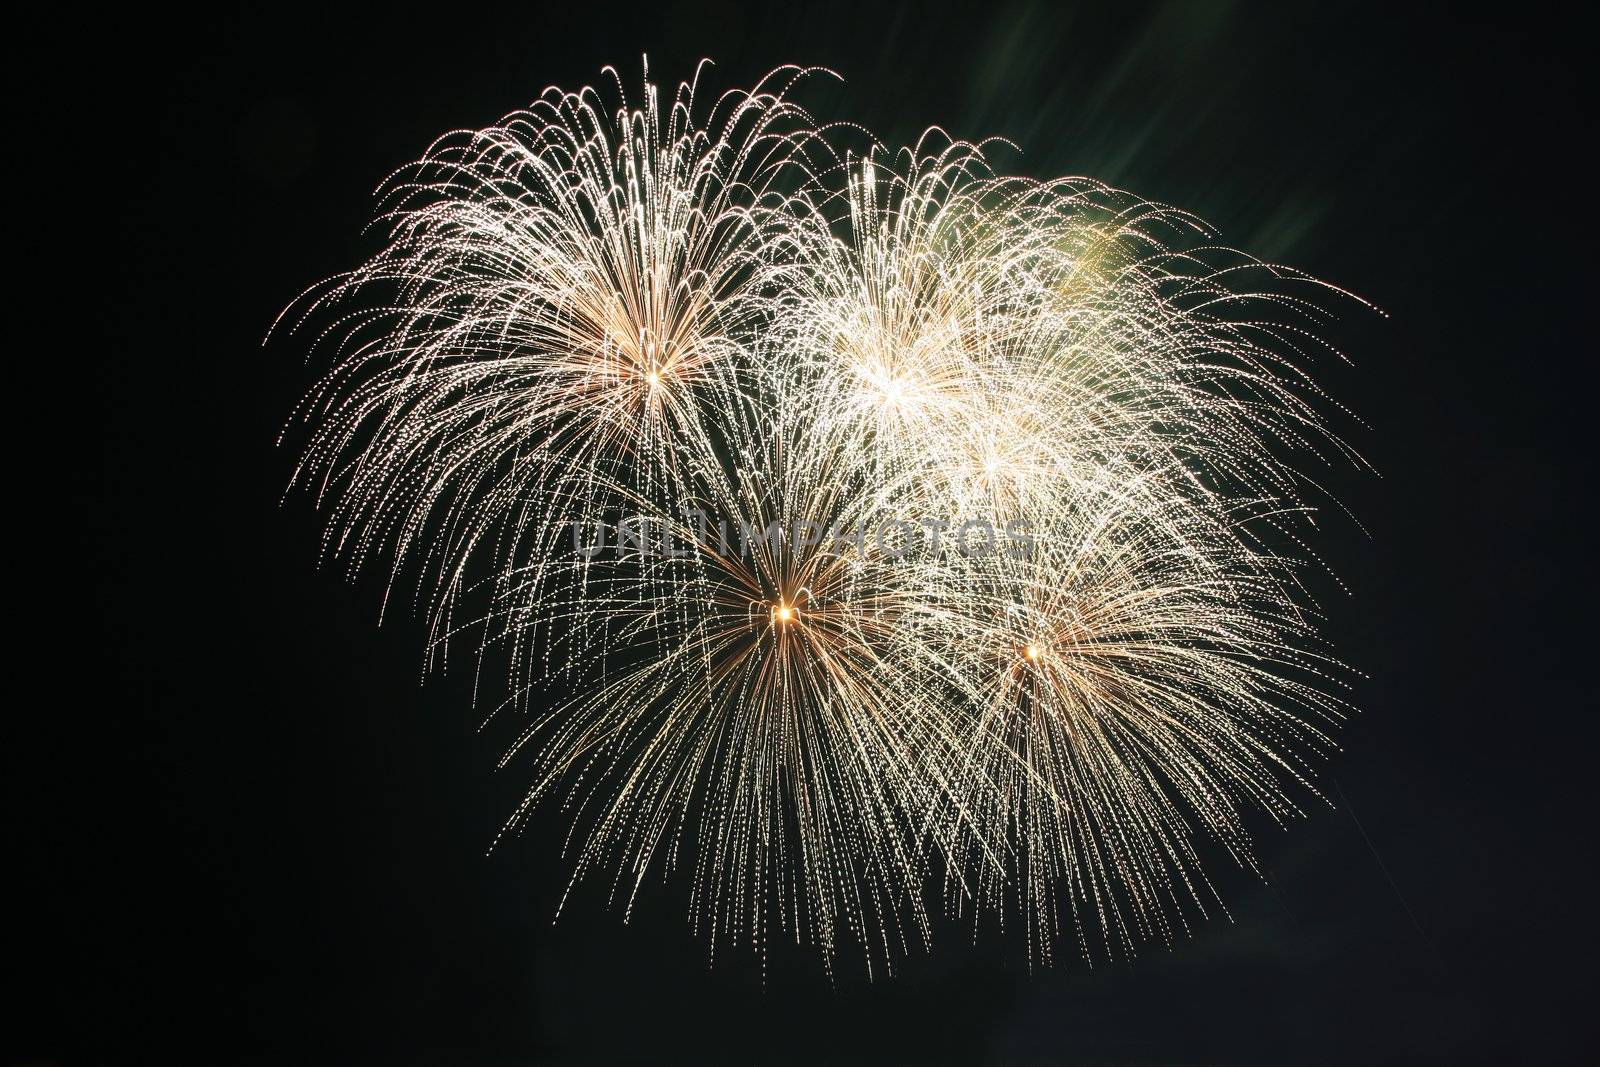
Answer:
xmin=279 ymin=62 xmax=1367 ymax=975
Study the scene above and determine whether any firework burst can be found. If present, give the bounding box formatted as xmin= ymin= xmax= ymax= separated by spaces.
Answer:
xmin=277 ymin=61 xmax=828 ymax=659
xmin=280 ymin=61 xmax=1366 ymax=974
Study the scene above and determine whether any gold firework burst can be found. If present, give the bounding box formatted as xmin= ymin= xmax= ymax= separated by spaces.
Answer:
xmin=280 ymin=60 xmax=1368 ymax=974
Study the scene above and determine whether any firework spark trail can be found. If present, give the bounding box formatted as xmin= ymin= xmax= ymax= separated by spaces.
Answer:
xmin=281 ymin=61 xmax=1367 ymax=974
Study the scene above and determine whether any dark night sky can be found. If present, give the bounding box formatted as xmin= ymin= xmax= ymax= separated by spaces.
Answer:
xmin=18 ymin=2 xmax=1593 ymax=1063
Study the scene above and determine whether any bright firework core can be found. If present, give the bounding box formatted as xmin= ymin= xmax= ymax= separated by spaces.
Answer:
xmin=280 ymin=60 xmax=1367 ymax=976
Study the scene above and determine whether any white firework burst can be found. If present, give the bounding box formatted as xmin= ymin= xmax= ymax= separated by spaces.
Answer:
xmin=280 ymin=61 xmax=1368 ymax=974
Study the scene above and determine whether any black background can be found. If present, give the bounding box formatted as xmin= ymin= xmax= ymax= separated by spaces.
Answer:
xmin=19 ymin=2 xmax=1593 ymax=1063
